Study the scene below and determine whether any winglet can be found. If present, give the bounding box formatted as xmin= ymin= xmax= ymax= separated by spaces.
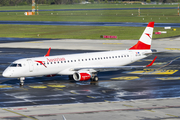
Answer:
xmin=45 ymin=47 xmax=51 ymax=57
xmin=146 ymin=56 xmax=157 ymax=67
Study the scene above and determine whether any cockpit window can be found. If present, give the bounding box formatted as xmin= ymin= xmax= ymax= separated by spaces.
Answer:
xmin=10 ymin=63 xmax=22 ymax=67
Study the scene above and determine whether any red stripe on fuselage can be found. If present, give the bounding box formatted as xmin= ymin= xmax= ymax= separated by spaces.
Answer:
xmin=129 ymin=41 xmax=151 ymax=50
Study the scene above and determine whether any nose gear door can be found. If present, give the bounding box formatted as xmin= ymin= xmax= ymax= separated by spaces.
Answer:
xmin=27 ymin=59 xmax=34 ymax=72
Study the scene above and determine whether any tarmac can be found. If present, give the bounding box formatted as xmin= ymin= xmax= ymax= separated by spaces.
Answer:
xmin=0 ymin=37 xmax=180 ymax=120
xmin=0 ymin=98 xmax=180 ymax=120
xmin=0 ymin=37 xmax=180 ymax=51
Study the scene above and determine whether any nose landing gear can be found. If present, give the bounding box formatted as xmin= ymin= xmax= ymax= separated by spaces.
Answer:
xmin=19 ymin=77 xmax=25 ymax=86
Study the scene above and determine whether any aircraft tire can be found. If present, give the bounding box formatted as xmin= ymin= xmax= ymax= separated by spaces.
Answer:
xmin=94 ymin=76 xmax=99 ymax=81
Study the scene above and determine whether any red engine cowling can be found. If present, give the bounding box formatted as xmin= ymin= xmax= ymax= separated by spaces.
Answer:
xmin=73 ymin=72 xmax=91 ymax=81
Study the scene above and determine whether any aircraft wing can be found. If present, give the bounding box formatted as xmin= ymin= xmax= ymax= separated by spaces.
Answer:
xmin=143 ymin=49 xmax=172 ymax=55
xmin=71 ymin=56 xmax=157 ymax=72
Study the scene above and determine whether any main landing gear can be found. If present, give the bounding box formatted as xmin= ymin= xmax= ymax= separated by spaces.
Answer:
xmin=91 ymin=76 xmax=99 ymax=82
xmin=19 ymin=77 xmax=25 ymax=86
xmin=91 ymin=72 xmax=99 ymax=82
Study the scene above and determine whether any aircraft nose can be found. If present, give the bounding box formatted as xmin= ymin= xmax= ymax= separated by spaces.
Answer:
xmin=2 ymin=70 xmax=11 ymax=78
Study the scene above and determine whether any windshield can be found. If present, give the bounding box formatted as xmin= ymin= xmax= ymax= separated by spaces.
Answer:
xmin=10 ymin=63 xmax=22 ymax=67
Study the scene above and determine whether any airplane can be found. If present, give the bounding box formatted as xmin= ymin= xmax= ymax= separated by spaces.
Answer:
xmin=2 ymin=21 xmax=157 ymax=86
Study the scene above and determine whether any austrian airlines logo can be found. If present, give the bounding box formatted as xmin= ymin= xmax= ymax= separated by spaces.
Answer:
xmin=35 ymin=57 xmax=65 ymax=68
xmin=145 ymin=33 xmax=151 ymax=39
xmin=35 ymin=61 xmax=47 ymax=68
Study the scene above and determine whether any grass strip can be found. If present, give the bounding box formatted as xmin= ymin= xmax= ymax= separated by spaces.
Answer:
xmin=0 ymin=24 xmax=179 ymax=40
xmin=0 ymin=8 xmax=179 ymax=23
xmin=0 ymin=4 xmax=178 ymax=10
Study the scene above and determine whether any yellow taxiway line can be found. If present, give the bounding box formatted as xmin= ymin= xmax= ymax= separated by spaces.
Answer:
xmin=2 ymin=108 xmax=37 ymax=120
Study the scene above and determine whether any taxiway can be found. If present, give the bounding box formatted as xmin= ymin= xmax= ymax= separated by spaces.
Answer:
xmin=0 ymin=38 xmax=180 ymax=119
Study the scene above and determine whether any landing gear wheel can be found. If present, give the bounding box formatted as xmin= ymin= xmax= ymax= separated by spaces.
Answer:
xmin=91 ymin=76 xmax=98 ymax=81
xmin=20 ymin=82 xmax=24 ymax=86
xmin=94 ymin=76 xmax=99 ymax=81
xmin=19 ymin=77 xmax=25 ymax=86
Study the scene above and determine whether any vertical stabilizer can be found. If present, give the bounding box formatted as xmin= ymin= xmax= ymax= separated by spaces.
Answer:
xmin=129 ymin=22 xmax=154 ymax=50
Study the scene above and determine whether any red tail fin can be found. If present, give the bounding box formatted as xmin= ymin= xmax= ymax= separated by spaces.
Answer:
xmin=129 ymin=22 xmax=154 ymax=50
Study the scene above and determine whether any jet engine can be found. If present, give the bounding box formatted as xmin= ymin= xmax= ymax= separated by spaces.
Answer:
xmin=73 ymin=72 xmax=91 ymax=81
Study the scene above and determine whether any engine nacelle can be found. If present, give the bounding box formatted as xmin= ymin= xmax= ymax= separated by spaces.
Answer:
xmin=73 ymin=72 xmax=91 ymax=81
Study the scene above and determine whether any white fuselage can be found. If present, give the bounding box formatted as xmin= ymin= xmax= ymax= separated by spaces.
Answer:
xmin=2 ymin=49 xmax=151 ymax=78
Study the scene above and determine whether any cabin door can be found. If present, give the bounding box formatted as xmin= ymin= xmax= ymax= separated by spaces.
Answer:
xmin=27 ymin=59 xmax=34 ymax=72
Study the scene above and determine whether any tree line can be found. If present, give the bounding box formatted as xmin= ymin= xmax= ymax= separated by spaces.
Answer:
xmin=0 ymin=0 xmax=179 ymax=6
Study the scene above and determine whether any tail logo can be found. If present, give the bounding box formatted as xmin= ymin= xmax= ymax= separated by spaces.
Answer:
xmin=145 ymin=33 xmax=151 ymax=39
xmin=129 ymin=21 xmax=154 ymax=50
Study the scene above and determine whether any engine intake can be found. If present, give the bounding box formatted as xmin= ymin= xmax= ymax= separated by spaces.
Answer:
xmin=73 ymin=72 xmax=91 ymax=81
